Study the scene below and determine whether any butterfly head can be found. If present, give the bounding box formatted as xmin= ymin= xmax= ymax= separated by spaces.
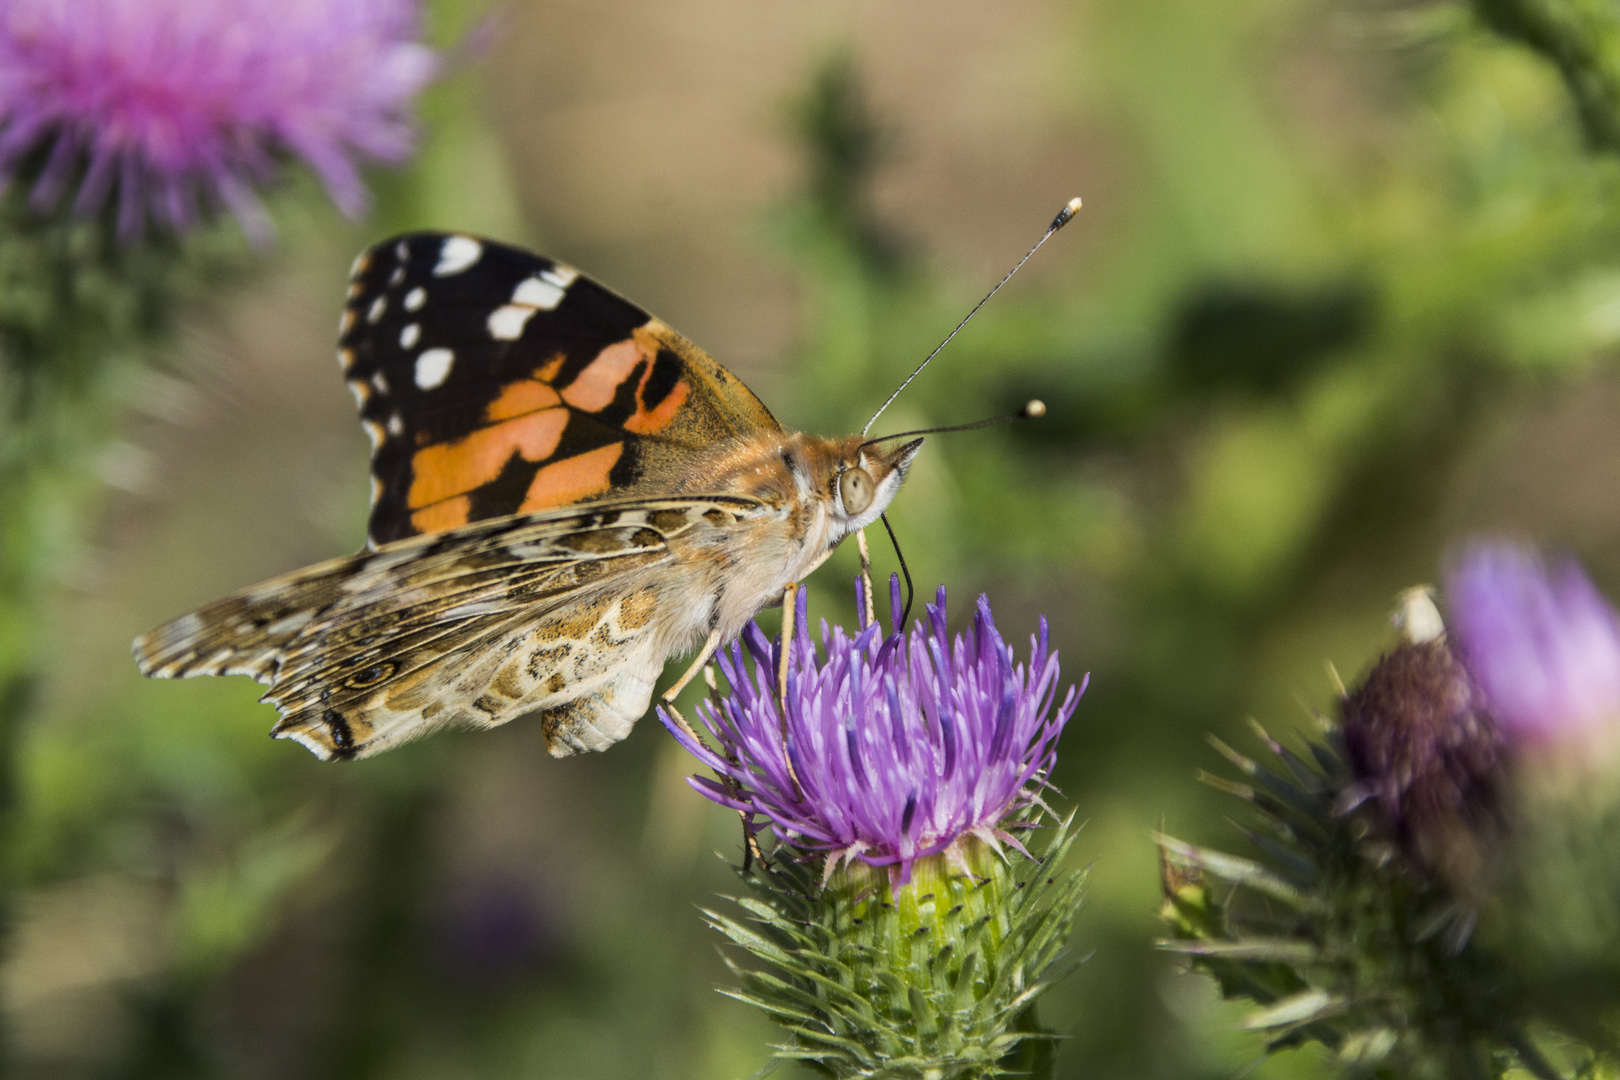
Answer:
xmin=812 ymin=434 xmax=923 ymax=541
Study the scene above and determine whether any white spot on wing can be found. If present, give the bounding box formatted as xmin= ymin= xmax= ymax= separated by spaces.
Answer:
xmin=415 ymin=348 xmax=454 ymax=388
xmin=512 ymin=275 xmax=566 ymax=310
xmin=541 ymin=265 xmax=578 ymax=289
xmin=265 ymin=610 xmax=316 ymax=636
xmin=488 ymin=305 xmax=534 ymax=340
xmin=367 ymin=296 xmax=387 ymax=323
xmin=362 ymin=420 xmax=385 ymax=449
xmin=400 ymin=323 xmax=421 ymax=348
xmin=349 ymin=252 xmax=369 ymax=278
xmin=487 ymin=269 xmax=573 ymax=339
xmin=339 ymin=310 xmax=356 ymax=336
xmin=337 ymin=347 xmax=354 ymax=370
xmin=395 ymin=240 xmax=409 ymax=261
xmin=434 ymin=236 xmax=482 ymax=276
xmin=388 ymin=266 xmax=405 ymax=287
xmin=371 ymin=371 xmax=390 ymax=395
xmin=387 ymin=413 xmax=404 ymax=436
xmin=348 ymin=380 xmax=370 ymax=408
xmin=404 ymin=287 xmax=426 ymax=311
xmin=361 ymin=548 xmax=421 ymax=573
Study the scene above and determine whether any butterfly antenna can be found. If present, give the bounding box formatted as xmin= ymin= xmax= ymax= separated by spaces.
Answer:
xmin=861 ymin=196 xmax=1082 ymax=437
xmin=880 ymin=512 xmax=915 ymax=631
xmin=861 ymin=399 xmax=1045 ymax=450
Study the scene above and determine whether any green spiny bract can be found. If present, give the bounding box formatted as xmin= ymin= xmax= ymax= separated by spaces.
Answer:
xmin=1157 ymin=719 xmax=1567 ymax=1079
xmin=707 ymin=817 xmax=1086 ymax=1080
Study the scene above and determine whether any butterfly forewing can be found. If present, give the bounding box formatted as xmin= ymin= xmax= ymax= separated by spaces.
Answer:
xmin=341 ymin=233 xmax=781 ymax=546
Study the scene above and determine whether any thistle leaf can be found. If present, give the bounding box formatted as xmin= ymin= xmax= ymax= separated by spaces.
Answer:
xmin=1240 ymin=988 xmax=1343 ymax=1029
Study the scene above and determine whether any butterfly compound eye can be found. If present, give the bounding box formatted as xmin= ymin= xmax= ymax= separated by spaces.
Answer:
xmin=839 ymin=468 xmax=874 ymax=516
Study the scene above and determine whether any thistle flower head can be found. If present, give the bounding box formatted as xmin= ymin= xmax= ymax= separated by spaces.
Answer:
xmin=661 ymin=578 xmax=1084 ymax=888
xmin=674 ymin=580 xmax=1089 ymax=1078
xmin=1446 ymin=540 xmax=1620 ymax=751
xmin=1444 ymin=543 xmax=1620 ymax=1038
xmin=0 ymin=0 xmax=438 ymax=240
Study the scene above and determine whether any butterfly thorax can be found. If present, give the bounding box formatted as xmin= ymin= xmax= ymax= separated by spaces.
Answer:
xmin=643 ymin=429 xmax=920 ymax=649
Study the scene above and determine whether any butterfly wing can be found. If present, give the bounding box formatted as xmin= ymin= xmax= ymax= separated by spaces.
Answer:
xmin=133 ymin=496 xmax=771 ymax=759
xmin=341 ymin=232 xmax=782 ymax=546
xmin=136 ymin=234 xmax=797 ymax=761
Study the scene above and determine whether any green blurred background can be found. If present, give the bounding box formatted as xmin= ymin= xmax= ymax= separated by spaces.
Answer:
xmin=13 ymin=0 xmax=1620 ymax=1076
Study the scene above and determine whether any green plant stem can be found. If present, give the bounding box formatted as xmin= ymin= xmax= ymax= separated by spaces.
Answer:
xmin=1472 ymin=0 xmax=1620 ymax=151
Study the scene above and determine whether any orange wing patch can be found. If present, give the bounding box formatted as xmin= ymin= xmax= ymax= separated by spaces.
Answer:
xmin=561 ymin=339 xmax=648 ymax=412
xmin=625 ymin=378 xmax=688 ymax=435
xmin=410 ymin=495 xmax=473 ymax=535
xmin=520 ymin=443 xmax=624 ymax=513
xmin=403 ymin=334 xmax=685 ymax=535
xmin=550 ymin=332 xmax=690 ymax=435
xmin=409 ymin=408 xmax=568 ymax=509
xmin=487 ymin=375 xmax=562 ymax=422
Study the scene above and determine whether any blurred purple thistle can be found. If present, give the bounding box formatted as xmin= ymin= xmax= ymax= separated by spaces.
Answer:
xmin=0 ymin=0 xmax=439 ymax=242
xmin=660 ymin=577 xmax=1085 ymax=889
xmin=1447 ymin=541 xmax=1620 ymax=747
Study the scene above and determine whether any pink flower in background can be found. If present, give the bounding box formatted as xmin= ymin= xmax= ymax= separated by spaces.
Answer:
xmin=1447 ymin=541 xmax=1620 ymax=748
xmin=0 ymin=0 xmax=438 ymax=240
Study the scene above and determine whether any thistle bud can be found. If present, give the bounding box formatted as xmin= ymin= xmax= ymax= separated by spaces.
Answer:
xmin=1158 ymin=586 xmax=1538 ymax=1076
xmin=1340 ymin=588 xmax=1504 ymax=904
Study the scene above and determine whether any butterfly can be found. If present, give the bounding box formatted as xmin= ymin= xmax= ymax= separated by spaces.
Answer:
xmin=131 ymin=232 xmax=923 ymax=760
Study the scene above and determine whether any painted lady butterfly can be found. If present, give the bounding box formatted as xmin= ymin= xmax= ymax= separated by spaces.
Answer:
xmin=132 ymin=201 xmax=1078 ymax=761
xmin=131 ymin=232 xmax=920 ymax=760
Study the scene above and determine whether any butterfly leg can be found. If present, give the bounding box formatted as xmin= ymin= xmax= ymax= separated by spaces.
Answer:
xmin=856 ymin=528 xmax=877 ymax=627
xmin=777 ymin=582 xmax=797 ymax=712
xmin=660 ymin=698 xmax=704 ymax=745
xmin=661 ymin=627 xmax=723 ymax=705
xmin=659 ymin=693 xmax=763 ymax=870
xmin=775 ymin=582 xmax=807 ymax=799
xmin=698 ymin=666 xmax=767 ymax=873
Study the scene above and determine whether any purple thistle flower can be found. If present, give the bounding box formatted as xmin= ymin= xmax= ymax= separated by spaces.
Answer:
xmin=0 ymin=0 xmax=438 ymax=241
xmin=660 ymin=578 xmax=1085 ymax=889
xmin=1446 ymin=541 xmax=1620 ymax=747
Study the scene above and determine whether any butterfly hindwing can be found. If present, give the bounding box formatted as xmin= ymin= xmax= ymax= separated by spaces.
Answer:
xmin=133 ymin=496 xmax=770 ymax=760
xmin=133 ymin=560 xmax=360 ymax=682
xmin=340 ymin=233 xmax=782 ymax=546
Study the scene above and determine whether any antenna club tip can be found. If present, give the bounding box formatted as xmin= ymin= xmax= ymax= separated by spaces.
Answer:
xmin=1050 ymin=196 xmax=1083 ymax=231
xmin=1022 ymin=399 xmax=1047 ymax=418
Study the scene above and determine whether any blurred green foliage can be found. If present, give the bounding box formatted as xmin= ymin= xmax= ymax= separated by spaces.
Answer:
xmin=0 ymin=177 xmax=253 ymax=1075
xmin=12 ymin=0 xmax=1620 ymax=1078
